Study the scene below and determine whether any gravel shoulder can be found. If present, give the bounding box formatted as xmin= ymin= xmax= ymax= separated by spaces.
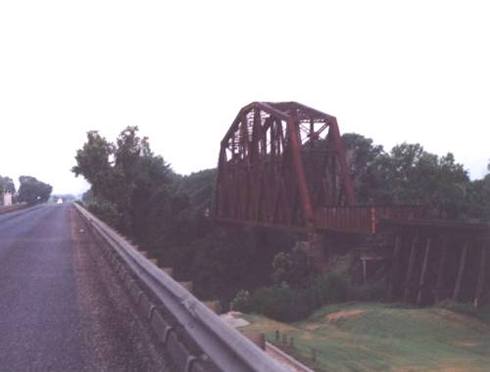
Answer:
xmin=70 ymin=205 xmax=171 ymax=371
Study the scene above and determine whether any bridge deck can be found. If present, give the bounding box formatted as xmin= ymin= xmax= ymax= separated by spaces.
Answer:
xmin=217 ymin=205 xmax=426 ymax=234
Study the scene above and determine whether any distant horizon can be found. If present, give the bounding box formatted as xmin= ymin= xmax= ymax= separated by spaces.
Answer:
xmin=4 ymin=125 xmax=488 ymax=197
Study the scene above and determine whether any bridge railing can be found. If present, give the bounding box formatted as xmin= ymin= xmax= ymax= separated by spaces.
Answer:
xmin=315 ymin=205 xmax=425 ymax=233
xmin=74 ymin=203 xmax=286 ymax=372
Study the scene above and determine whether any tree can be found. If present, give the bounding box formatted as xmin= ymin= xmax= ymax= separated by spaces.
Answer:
xmin=72 ymin=130 xmax=115 ymax=202
xmin=342 ymin=133 xmax=387 ymax=203
xmin=72 ymin=126 xmax=174 ymax=237
xmin=465 ymin=162 xmax=490 ymax=221
xmin=382 ymin=144 xmax=469 ymax=217
xmin=0 ymin=176 xmax=16 ymax=195
xmin=17 ymin=176 xmax=52 ymax=204
xmin=342 ymin=135 xmax=472 ymax=218
xmin=271 ymin=247 xmax=310 ymax=289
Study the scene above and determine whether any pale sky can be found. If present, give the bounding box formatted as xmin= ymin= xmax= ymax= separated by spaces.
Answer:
xmin=0 ymin=1 xmax=489 ymax=195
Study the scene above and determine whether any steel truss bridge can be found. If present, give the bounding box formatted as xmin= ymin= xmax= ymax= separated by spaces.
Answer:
xmin=215 ymin=101 xmax=423 ymax=234
xmin=215 ymin=102 xmax=489 ymax=306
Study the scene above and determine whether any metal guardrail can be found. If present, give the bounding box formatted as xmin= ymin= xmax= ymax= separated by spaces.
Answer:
xmin=74 ymin=203 xmax=286 ymax=372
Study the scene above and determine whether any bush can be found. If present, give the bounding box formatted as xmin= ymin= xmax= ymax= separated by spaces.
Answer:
xmin=87 ymin=199 xmax=123 ymax=230
xmin=230 ymin=290 xmax=252 ymax=312
xmin=314 ymin=272 xmax=349 ymax=304
xmin=240 ymin=272 xmax=349 ymax=322
xmin=348 ymin=279 xmax=386 ymax=301
xmin=271 ymin=248 xmax=310 ymax=288
xmin=250 ymin=286 xmax=310 ymax=322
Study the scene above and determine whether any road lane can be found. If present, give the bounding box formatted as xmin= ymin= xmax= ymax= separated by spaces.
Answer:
xmin=0 ymin=204 xmax=168 ymax=371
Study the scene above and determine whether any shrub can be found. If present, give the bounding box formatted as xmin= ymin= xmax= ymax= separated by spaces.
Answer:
xmin=230 ymin=290 xmax=252 ymax=313
xmin=313 ymin=272 xmax=349 ymax=304
xmin=348 ymin=279 xmax=386 ymax=301
xmin=87 ymin=199 xmax=123 ymax=229
xmin=271 ymin=248 xmax=310 ymax=288
xmin=242 ymin=272 xmax=349 ymax=322
xmin=250 ymin=286 xmax=310 ymax=322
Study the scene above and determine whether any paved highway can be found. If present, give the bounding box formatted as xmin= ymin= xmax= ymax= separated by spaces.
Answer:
xmin=0 ymin=204 xmax=169 ymax=371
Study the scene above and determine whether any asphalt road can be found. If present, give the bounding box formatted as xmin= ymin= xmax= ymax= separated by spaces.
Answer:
xmin=0 ymin=204 xmax=169 ymax=371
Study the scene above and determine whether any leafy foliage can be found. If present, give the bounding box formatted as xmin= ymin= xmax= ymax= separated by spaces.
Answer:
xmin=465 ymin=174 xmax=490 ymax=221
xmin=271 ymin=247 xmax=310 ymax=288
xmin=343 ymin=133 xmax=488 ymax=220
xmin=0 ymin=176 xmax=16 ymax=195
xmin=233 ymin=273 xmax=348 ymax=322
xmin=73 ymin=126 xmax=174 ymax=237
xmin=73 ymin=127 xmax=292 ymax=301
xmin=73 ymin=126 xmax=490 ymax=310
xmin=17 ymin=176 xmax=52 ymax=204
xmin=230 ymin=290 xmax=252 ymax=312
xmin=343 ymin=133 xmax=386 ymax=203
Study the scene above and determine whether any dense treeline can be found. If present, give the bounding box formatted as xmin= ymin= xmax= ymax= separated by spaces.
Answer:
xmin=73 ymin=127 xmax=296 ymax=300
xmin=343 ymin=133 xmax=490 ymax=219
xmin=1 ymin=175 xmax=53 ymax=205
xmin=73 ymin=126 xmax=490 ymax=308
xmin=17 ymin=176 xmax=53 ymax=204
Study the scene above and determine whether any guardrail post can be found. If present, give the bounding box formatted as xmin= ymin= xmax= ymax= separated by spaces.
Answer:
xmin=179 ymin=281 xmax=193 ymax=293
xmin=243 ymin=331 xmax=265 ymax=350
xmin=204 ymin=300 xmax=221 ymax=314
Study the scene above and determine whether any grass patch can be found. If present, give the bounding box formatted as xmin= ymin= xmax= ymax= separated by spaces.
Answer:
xmin=240 ymin=302 xmax=490 ymax=372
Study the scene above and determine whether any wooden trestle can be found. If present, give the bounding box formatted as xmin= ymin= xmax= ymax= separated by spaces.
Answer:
xmin=381 ymin=219 xmax=490 ymax=306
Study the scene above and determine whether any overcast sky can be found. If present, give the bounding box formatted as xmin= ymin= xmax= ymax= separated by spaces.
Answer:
xmin=0 ymin=1 xmax=489 ymax=195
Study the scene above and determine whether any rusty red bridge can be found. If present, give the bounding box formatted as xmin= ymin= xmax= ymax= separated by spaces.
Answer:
xmin=215 ymin=101 xmax=423 ymax=234
xmin=215 ymin=102 xmax=489 ymax=306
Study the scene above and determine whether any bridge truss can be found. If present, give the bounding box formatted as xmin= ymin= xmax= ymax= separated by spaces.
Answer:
xmin=215 ymin=102 xmax=422 ymax=233
xmin=215 ymin=102 xmax=489 ymax=305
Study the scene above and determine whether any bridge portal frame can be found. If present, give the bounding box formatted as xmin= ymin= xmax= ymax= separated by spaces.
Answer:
xmin=215 ymin=101 xmax=355 ymax=231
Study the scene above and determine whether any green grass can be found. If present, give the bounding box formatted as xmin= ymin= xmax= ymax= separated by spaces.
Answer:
xmin=240 ymin=302 xmax=490 ymax=372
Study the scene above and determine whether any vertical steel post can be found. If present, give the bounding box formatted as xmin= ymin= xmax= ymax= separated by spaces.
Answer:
xmin=286 ymin=117 xmax=315 ymax=228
